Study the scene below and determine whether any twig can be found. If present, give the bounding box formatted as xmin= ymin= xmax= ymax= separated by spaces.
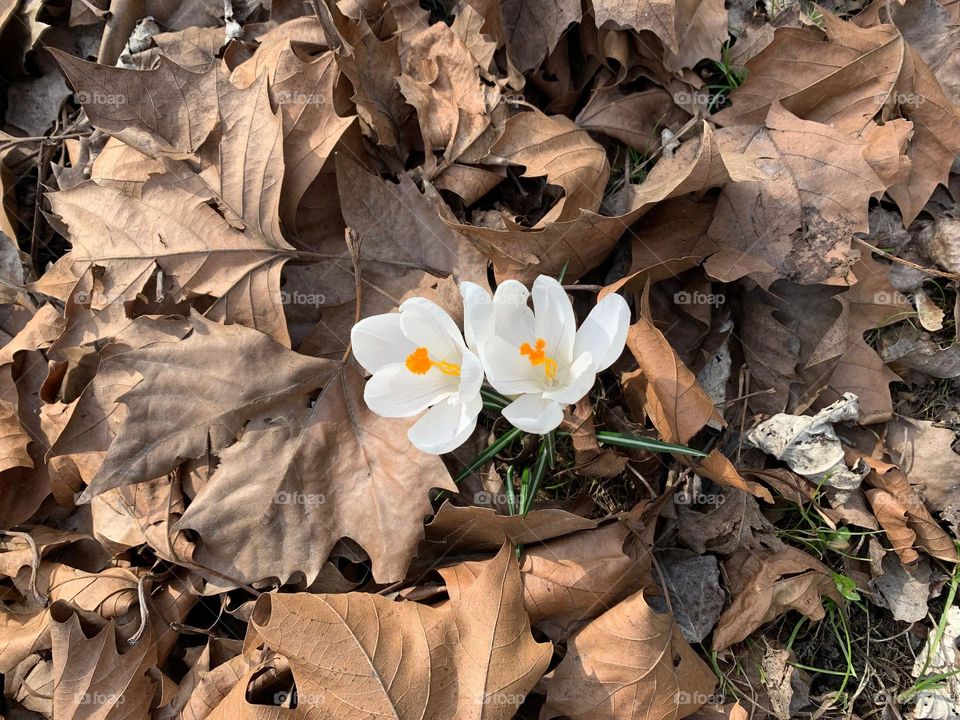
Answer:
xmin=0 ymin=132 xmax=90 ymax=150
xmin=853 ymin=237 xmax=960 ymax=282
xmin=1 ymin=531 xmax=45 ymax=603
xmin=76 ymin=0 xmax=111 ymax=20
xmin=341 ymin=228 xmax=362 ymax=364
xmin=561 ymin=284 xmax=604 ymax=292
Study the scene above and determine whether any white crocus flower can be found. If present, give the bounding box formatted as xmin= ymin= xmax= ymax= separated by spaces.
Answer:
xmin=461 ymin=275 xmax=630 ymax=435
xmin=351 ymin=298 xmax=484 ymax=454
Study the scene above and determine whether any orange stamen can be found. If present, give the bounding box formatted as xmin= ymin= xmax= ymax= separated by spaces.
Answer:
xmin=405 ymin=347 xmax=461 ymax=376
xmin=520 ymin=338 xmax=558 ymax=379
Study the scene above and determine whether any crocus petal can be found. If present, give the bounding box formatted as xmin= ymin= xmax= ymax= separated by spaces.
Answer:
xmin=408 ymin=394 xmax=483 ymax=454
xmin=399 ymin=297 xmax=465 ymax=362
xmin=493 ymin=280 xmax=536 ymax=348
xmin=461 ymin=281 xmax=494 ymax=353
xmin=481 ymin=335 xmax=545 ymax=396
xmin=543 ymin=351 xmax=596 ymax=405
xmin=350 ymin=312 xmax=417 ymax=374
xmin=501 ymin=393 xmax=565 ymax=434
xmin=457 ymin=349 xmax=485 ymax=401
xmin=532 ymin=275 xmax=576 ymax=364
xmin=364 ymin=362 xmax=458 ymax=418
xmin=574 ymin=292 xmax=630 ymax=372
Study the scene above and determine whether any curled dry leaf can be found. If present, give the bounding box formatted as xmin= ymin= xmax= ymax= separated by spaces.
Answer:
xmin=865 ymin=488 xmax=920 ymax=565
xmin=626 ymin=284 xmax=724 ymax=445
xmin=397 ymin=21 xmax=491 ymax=163
xmin=885 ymin=418 xmax=960 ymax=534
xmin=712 ymin=546 xmax=841 ymax=651
xmin=486 ymin=109 xmax=609 ymax=224
xmin=448 ymin=121 xmax=761 ymax=284
xmin=859 ymin=457 xmax=958 ymax=563
xmin=914 ymin=287 xmax=946 ymax=331
xmin=541 ymin=589 xmax=717 ymax=720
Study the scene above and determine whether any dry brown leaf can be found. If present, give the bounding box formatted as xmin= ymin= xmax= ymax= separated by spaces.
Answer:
xmin=52 ymin=50 xmax=219 ymax=157
xmin=487 ymin=109 xmax=609 ymax=223
xmin=50 ymin=603 xmax=158 ymax=719
xmin=294 ymin=153 xmax=487 ymax=357
xmin=562 ymin=397 xmax=629 ymax=477
xmin=626 ymin=285 xmax=723 ymax=445
xmin=441 ymin=520 xmax=652 ymax=639
xmin=862 ymin=118 xmax=913 ymax=187
xmin=803 ymin=251 xmax=913 ymax=423
xmin=861 ymin=460 xmax=958 ymax=563
xmin=335 ymin=23 xmax=411 ymax=147
xmin=865 ymin=488 xmax=920 ymax=564
xmin=499 ymin=0 xmax=582 ymax=72
xmin=886 ymin=45 xmax=960 ymax=224
xmin=181 ymin=654 xmax=251 ymax=720
xmin=271 ymin=49 xmax=357 ymax=233
xmin=541 ymin=589 xmax=717 ymax=720
xmin=677 ymin=488 xmax=782 ymax=556
xmin=150 ymin=26 xmax=229 ymax=71
xmin=175 ymin=361 xmax=457 ymax=586
xmin=210 ymin=543 xmax=551 ymax=719
xmin=664 ymin=0 xmax=729 ymax=71
xmin=397 ymin=22 xmax=491 ymax=162
xmin=885 ymin=418 xmax=960 ymax=534
xmin=593 ymin=0 xmax=727 ymax=72
xmin=714 ymin=17 xmax=903 ymax=136
xmin=705 ymin=104 xmax=885 ymax=286
xmin=576 ymin=86 xmax=690 ymax=154
xmin=54 ymin=314 xmax=334 ymax=497
xmin=712 ymin=546 xmax=841 ymax=651
xmin=452 ymin=121 xmax=759 ymax=284
xmin=39 ymin=72 xmax=298 ymax=344
xmin=424 ymin=500 xmax=597 ymax=552
xmin=915 ymin=288 xmax=945 ymax=331
xmin=696 ymin=449 xmax=773 ymax=503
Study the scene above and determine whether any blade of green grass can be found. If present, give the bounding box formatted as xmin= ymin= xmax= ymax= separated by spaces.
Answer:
xmin=456 ymin=427 xmax=522 ymax=483
xmin=504 ymin=465 xmax=517 ymax=516
xmin=594 ymin=431 xmax=707 ymax=457
xmin=521 ymin=433 xmax=553 ymax=515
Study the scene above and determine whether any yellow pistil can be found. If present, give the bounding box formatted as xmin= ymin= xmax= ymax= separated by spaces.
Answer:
xmin=520 ymin=338 xmax=558 ymax=379
xmin=405 ymin=347 xmax=461 ymax=376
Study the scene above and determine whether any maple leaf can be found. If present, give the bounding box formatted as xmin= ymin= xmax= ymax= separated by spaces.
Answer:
xmin=208 ymin=544 xmax=551 ymax=718
xmin=705 ymin=104 xmax=885 ymax=286
xmin=174 ymin=360 xmax=456 ymax=586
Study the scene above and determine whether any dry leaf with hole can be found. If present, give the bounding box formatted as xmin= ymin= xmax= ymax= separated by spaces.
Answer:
xmin=485 ymin=109 xmax=609 ymax=224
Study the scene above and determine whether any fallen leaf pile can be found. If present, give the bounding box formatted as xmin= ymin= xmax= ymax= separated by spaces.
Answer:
xmin=0 ymin=0 xmax=959 ymax=718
